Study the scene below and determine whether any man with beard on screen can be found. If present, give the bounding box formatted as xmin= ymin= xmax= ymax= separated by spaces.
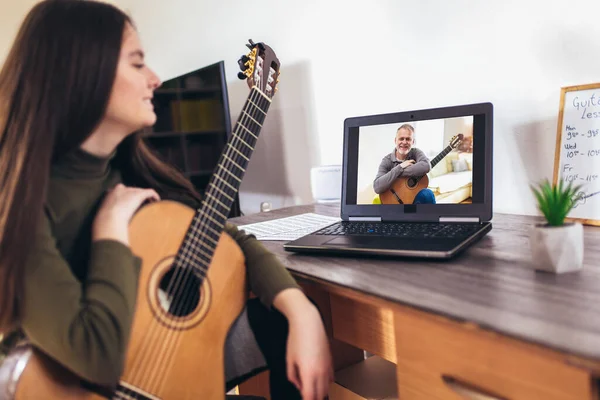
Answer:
xmin=373 ymin=124 xmax=436 ymax=204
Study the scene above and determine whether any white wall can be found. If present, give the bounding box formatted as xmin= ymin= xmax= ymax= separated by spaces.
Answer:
xmin=4 ymin=0 xmax=600 ymax=216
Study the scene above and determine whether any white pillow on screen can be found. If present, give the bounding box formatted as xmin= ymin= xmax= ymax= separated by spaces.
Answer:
xmin=452 ymin=158 xmax=469 ymax=172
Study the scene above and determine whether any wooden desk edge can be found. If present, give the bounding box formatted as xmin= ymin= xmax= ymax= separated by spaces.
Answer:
xmin=291 ymin=270 xmax=600 ymax=376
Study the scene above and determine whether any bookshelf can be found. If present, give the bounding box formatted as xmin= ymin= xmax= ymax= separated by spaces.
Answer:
xmin=144 ymin=61 xmax=241 ymax=217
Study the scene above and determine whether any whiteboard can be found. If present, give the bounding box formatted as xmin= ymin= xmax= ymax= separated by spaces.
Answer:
xmin=553 ymin=83 xmax=600 ymax=226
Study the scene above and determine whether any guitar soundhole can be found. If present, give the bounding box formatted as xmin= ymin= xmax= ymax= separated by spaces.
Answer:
xmin=157 ymin=267 xmax=201 ymax=317
xmin=407 ymin=178 xmax=417 ymax=188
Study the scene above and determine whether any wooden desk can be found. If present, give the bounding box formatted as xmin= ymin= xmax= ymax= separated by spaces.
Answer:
xmin=233 ymin=204 xmax=600 ymax=400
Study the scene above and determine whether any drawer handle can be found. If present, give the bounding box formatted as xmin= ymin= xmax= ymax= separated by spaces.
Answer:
xmin=442 ymin=375 xmax=508 ymax=400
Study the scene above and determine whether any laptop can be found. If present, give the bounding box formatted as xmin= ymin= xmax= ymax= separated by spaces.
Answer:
xmin=284 ymin=102 xmax=493 ymax=259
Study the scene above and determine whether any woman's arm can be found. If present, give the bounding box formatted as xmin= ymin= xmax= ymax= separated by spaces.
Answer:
xmin=224 ymin=223 xmax=300 ymax=307
xmin=21 ymin=185 xmax=159 ymax=387
xmin=273 ymin=288 xmax=334 ymax=400
xmin=21 ymin=214 xmax=141 ymax=387
xmin=225 ymin=219 xmax=334 ymax=398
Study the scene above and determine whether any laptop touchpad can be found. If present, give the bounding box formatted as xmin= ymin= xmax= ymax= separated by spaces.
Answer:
xmin=324 ymin=236 xmax=407 ymax=249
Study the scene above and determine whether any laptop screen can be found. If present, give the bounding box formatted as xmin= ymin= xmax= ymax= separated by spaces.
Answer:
xmin=341 ymin=103 xmax=493 ymax=222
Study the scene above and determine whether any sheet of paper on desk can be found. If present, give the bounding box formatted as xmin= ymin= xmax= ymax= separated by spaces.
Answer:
xmin=237 ymin=213 xmax=340 ymax=241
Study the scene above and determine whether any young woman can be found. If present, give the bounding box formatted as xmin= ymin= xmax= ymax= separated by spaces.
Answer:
xmin=0 ymin=1 xmax=333 ymax=399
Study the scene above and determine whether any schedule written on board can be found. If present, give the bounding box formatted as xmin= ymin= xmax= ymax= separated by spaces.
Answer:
xmin=559 ymin=88 xmax=600 ymax=215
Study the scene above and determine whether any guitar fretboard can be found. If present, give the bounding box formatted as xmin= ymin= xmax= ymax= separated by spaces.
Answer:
xmin=430 ymin=145 xmax=455 ymax=168
xmin=174 ymin=87 xmax=271 ymax=278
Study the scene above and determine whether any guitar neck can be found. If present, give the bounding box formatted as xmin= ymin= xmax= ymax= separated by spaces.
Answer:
xmin=430 ymin=145 xmax=454 ymax=168
xmin=176 ymin=87 xmax=271 ymax=276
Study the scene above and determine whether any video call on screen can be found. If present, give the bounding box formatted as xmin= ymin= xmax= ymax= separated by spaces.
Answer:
xmin=355 ymin=116 xmax=476 ymax=206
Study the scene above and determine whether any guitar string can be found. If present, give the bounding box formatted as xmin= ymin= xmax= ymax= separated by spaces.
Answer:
xmin=413 ymin=144 xmax=455 ymax=184
xmin=124 ymin=88 xmax=263 ymax=392
xmin=112 ymin=391 xmax=127 ymax=400
xmin=126 ymin=88 xmax=262 ymax=395
xmin=126 ymin=87 xmax=268 ymax=395
xmin=128 ymin=88 xmax=264 ymax=393
xmin=149 ymin=88 xmax=268 ymax=396
xmin=153 ymin=88 xmax=269 ymax=392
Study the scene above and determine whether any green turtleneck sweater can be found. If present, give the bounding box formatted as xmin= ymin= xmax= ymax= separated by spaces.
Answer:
xmin=17 ymin=148 xmax=299 ymax=387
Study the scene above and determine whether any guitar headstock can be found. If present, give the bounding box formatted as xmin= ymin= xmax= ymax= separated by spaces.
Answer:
xmin=237 ymin=39 xmax=280 ymax=99
xmin=449 ymin=134 xmax=464 ymax=149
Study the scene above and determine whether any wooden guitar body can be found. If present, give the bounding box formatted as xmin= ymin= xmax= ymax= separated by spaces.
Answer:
xmin=12 ymin=200 xmax=246 ymax=400
xmin=379 ymin=175 xmax=430 ymax=205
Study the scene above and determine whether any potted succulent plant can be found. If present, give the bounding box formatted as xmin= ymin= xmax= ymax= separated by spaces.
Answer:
xmin=529 ymin=179 xmax=584 ymax=273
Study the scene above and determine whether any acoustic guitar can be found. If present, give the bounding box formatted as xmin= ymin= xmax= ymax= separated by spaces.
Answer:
xmin=1 ymin=39 xmax=280 ymax=400
xmin=379 ymin=134 xmax=463 ymax=205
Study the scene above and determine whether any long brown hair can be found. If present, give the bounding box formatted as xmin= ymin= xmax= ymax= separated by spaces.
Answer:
xmin=117 ymin=133 xmax=202 ymax=203
xmin=0 ymin=0 xmax=199 ymax=332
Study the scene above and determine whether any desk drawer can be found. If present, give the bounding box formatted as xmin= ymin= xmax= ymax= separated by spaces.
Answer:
xmin=331 ymin=294 xmax=396 ymax=363
xmin=394 ymin=308 xmax=595 ymax=400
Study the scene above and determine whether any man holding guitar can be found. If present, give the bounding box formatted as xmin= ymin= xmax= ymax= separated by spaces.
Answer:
xmin=373 ymin=124 xmax=436 ymax=204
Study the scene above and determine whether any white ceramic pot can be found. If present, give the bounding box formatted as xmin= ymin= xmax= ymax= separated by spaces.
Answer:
xmin=529 ymin=222 xmax=584 ymax=273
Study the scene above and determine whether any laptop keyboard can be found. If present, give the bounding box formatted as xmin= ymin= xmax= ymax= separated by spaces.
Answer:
xmin=314 ymin=221 xmax=482 ymax=239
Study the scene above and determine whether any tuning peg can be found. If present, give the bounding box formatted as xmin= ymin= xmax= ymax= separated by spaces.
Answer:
xmin=237 ymin=57 xmax=248 ymax=71
xmin=237 ymin=71 xmax=247 ymax=80
xmin=245 ymin=39 xmax=265 ymax=51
